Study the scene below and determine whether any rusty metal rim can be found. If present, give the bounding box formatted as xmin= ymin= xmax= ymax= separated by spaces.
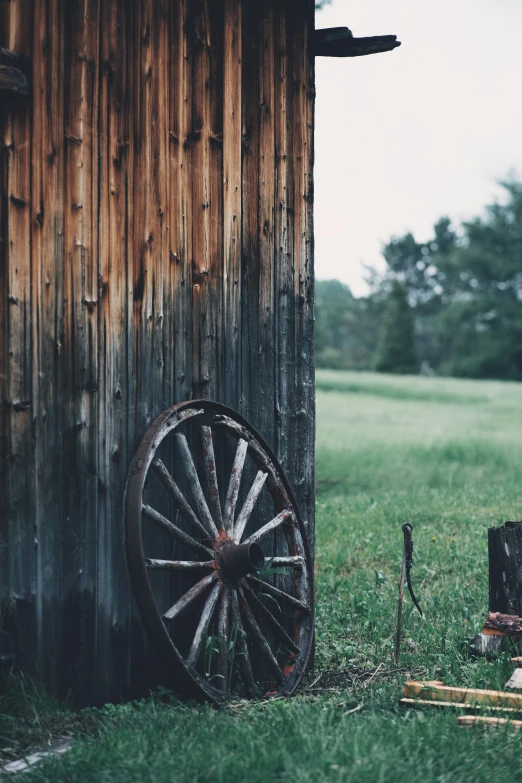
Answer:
xmin=124 ymin=399 xmax=314 ymax=703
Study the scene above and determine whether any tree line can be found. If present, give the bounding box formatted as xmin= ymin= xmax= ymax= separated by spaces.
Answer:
xmin=316 ymin=179 xmax=522 ymax=380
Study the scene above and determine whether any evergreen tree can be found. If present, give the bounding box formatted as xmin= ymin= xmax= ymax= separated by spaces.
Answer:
xmin=373 ymin=280 xmax=417 ymax=374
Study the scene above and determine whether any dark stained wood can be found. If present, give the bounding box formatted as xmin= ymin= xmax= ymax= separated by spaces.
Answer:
xmin=239 ymin=2 xmax=261 ymax=426
xmin=489 ymin=521 xmax=522 ymax=618
xmin=97 ymin=0 xmax=134 ymax=702
xmin=223 ymin=0 xmax=242 ymax=412
xmin=0 ymin=0 xmax=37 ymax=678
xmin=0 ymin=45 xmax=31 ymax=95
xmin=314 ymin=28 xmax=401 ymax=58
xmin=191 ymin=0 xmax=224 ymax=401
xmin=62 ymin=0 xmax=100 ymax=703
xmin=257 ymin=5 xmax=276 ymax=454
xmin=0 ymin=0 xmax=316 ymax=703
xmin=470 ymin=521 xmax=522 ymax=657
xmin=169 ymin=0 xmax=193 ymax=405
xmin=32 ymin=0 xmax=65 ymax=695
xmin=0 ymin=64 xmax=29 ymax=95
xmin=293 ymin=3 xmax=316 ymax=553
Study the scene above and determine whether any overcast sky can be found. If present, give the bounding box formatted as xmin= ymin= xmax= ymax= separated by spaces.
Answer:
xmin=314 ymin=0 xmax=522 ymax=295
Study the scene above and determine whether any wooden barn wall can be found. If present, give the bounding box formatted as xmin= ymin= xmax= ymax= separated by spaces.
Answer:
xmin=0 ymin=0 xmax=315 ymax=703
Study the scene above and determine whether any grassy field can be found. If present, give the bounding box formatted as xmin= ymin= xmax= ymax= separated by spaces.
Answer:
xmin=2 ymin=370 xmax=522 ymax=781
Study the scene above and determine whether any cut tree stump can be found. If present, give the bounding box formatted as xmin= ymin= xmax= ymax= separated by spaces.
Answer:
xmin=469 ymin=521 xmax=522 ymax=657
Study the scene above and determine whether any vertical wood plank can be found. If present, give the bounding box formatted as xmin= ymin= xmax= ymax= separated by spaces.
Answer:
xmin=257 ymin=3 xmax=276 ymax=449
xmin=0 ymin=0 xmax=36 ymax=676
xmin=273 ymin=5 xmax=295 ymax=585
xmin=223 ymin=0 xmax=242 ymax=410
xmin=191 ymin=0 xmax=224 ymax=402
xmin=32 ymin=0 xmax=65 ymax=693
xmin=154 ymin=0 xmax=171 ymax=413
xmin=133 ymin=0 xmax=172 ymax=686
xmin=97 ymin=0 xmax=133 ymax=701
xmin=274 ymin=5 xmax=295 ymax=475
xmin=169 ymin=0 xmax=193 ymax=404
xmin=291 ymin=1 xmax=315 ymax=548
xmin=239 ymin=1 xmax=261 ymax=424
xmin=132 ymin=0 xmax=156 ymax=434
xmin=62 ymin=0 xmax=100 ymax=702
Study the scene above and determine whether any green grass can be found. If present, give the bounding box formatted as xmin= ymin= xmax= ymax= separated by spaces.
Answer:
xmin=3 ymin=370 xmax=522 ymax=781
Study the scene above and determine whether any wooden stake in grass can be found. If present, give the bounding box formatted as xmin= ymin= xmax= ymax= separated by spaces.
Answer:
xmin=395 ymin=523 xmax=423 ymax=664
xmin=395 ymin=545 xmax=406 ymax=664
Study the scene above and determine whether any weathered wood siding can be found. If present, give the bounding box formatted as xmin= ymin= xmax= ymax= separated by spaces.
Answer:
xmin=0 ymin=0 xmax=315 ymax=704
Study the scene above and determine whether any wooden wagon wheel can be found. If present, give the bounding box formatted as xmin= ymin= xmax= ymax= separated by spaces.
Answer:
xmin=124 ymin=400 xmax=314 ymax=703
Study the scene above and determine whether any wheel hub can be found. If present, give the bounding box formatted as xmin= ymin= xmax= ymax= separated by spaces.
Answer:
xmin=214 ymin=538 xmax=265 ymax=585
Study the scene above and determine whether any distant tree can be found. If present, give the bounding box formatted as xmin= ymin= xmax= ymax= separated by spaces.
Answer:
xmin=315 ymin=280 xmax=353 ymax=368
xmin=315 ymin=0 xmax=332 ymax=8
xmin=373 ymin=280 xmax=417 ymax=374
xmin=315 ymin=280 xmax=383 ymax=370
xmin=315 ymin=178 xmax=522 ymax=380
xmin=378 ymin=179 xmax=522 ymax=379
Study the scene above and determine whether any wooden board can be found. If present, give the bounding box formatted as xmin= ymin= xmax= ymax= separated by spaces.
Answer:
xmin=404 ymin=681 xmax=522 ymax=710
xmin=401 ymin=698 xmax=520 ymax=715
xmin=457 ymin=716 xmax=522 ymax=729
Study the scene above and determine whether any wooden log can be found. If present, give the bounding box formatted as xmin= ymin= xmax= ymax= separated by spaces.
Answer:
xmin=489 ymin=521 xmax=522 ymax=617
xmin=469 ymin=520 xmax=522 ymax=657
xmin=485 ymin=612 xmax=522 ymax=635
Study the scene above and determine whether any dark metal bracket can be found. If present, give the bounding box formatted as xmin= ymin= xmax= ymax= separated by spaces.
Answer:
xmin=315 ymin=27 xmax=400 ymax=58
xmin=0 ymin=47 xmax=31 ymax=97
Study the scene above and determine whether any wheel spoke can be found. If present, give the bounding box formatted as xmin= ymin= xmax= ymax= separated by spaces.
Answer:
xmin=187 ymin=582 xmax=222 ymax=667
xmin=152 ymin=458 xmax=211 ymax=540
xmin=213 ymin=415 xmax=292 ymax=508
xmin=269 ymin=556 xmax=304 ymax=568
xmin=230 ymin=589 xmax=257 ymax=697
xmin=163 ymin=571 xmax=218 ymax=621
xmin=145 ymin=558 xmax=214 ymax=571
xmin=201 ymin=426 xmax=224 ymax=531
xmin=233 ymin=470 xmax=268 ymax=542
xmin=223 ymin=438 xmax=249 ymax=532
xmin=175 ymin=433 xmax=219 ymax=539
xmin=246 ymin=575 xmax=311 ymax=614
xmin=142 ymin=504 xmax=214 ymax=558
xmin=238 ymin=587 xmax=283 ymax=684
xmin=242 ymin=509 xmax=293 ymax=546
xmin=215 ymin=588 xmax=231 ymax=691
xmin=243 ymin=583 xmax=300 ymax=655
